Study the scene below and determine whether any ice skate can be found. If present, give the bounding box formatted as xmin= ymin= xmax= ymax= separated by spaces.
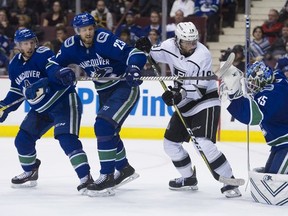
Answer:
xmin=87 ymin=173 xmax=115 ymax=197
xmin=77 ymin=174 xmax=94 ymax=195
xmin=11 ymin=159 xmax=41 ymax=188
xmin=114 ymin=164 xmax=139 ymax=189
xmin=221 ymin=185 xmax=242 ymax=198
xmin=169 ymin=168 xmax=198 ymax=191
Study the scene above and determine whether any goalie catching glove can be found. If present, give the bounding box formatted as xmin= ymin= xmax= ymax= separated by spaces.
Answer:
xmin=216 ymin=53 xmax=245 ymax=100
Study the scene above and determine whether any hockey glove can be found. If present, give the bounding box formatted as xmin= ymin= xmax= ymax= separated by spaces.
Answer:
xmin=24 ymin=78 xmax=50 ymax=100
xmin=135 ymin=37 xmax=152 ymax=53
xmin=0 ymin=101 xmax=9 ymax=123
xmin=126 ymin=65 xmax=143 ymax=87
xmin=161 ymin=86 xmax=183 ymax=106
xmin=56 ymin=67 xmax=76 ymax=86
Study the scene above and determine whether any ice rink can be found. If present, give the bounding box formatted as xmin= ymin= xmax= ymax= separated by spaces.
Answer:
xmin=0 ymin=137 xmax=286 ymax=216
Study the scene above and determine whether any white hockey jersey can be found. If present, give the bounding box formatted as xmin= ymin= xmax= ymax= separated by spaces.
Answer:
xmin=150 ymin=38 xmax=220 ymax=117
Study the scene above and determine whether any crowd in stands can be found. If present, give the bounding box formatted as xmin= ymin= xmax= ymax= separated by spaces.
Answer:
xmin=0 ymin=0 xmax=244 ymax=76
xmin=220 ymin=1 xmax=288 ymax=78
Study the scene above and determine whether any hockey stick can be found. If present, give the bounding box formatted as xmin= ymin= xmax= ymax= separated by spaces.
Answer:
xmin=147 ymin=55 xmax=244 ymax=186
xmin=77 ymin=75 xmax=217 ymax=82
xmin=245 ymin=0 xmax=251 ymax=192
xmin=0 ymin=97 xmax=25 ymax=112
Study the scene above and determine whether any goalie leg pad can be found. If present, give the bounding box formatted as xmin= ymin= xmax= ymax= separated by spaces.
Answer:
xmin=249 ymin=168 xmax=288 ymax=205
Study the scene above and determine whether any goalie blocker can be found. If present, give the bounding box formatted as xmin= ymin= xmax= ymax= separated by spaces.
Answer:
xmin=249 ymin=168 xmax=288 ymax=206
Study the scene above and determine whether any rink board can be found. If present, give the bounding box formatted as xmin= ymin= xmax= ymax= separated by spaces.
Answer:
xmin=0 ymin=78 xmax=265 ymax=142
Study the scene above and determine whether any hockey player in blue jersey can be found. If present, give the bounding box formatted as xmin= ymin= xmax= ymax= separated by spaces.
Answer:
xmin=217 ymin=59 xmax=288 ymax=205
xmin=46 ymin=13 xmax=147 ymax=196
xmin=217 ymin=60 xmax=288 ymax=175
xmin=0 ymin=28 xmax=93 ymax=194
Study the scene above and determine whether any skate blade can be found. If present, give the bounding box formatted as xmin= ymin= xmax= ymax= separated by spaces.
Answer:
xmin=78 ymin=188 xmax=89 ymax=196
xmin=87 ymin=188 xmax=115 ymax=197
xmin=113 ymin=173 xmax=140 ymax=189
xmin=219 ymin=176 xmax=245 ymax=186
xmin=223 ymin=188 xmax=242 ymax=198
xmin=169 ymin=185 xmax=198 ymax=191
xmin=11 ymin=180 xmax=38 ymax=188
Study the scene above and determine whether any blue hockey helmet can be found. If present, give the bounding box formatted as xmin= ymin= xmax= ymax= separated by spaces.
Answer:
xmin=73 ymin=13 xmax=96 ymax=34
xmin=14 ymin=28 xmax=37 ymax=44
xmin=247 ymin=61 xmax=274 ymax=94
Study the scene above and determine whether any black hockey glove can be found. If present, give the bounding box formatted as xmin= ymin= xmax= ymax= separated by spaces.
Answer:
xmin=0 ymin=101 xmax=9 ymax=123
xmin=161 ymin=86 xmax=182 ymax=106
xmin=56 ymin=67 xmax=76 ymax=86
xmin=24 ymin=78 xmax=50 ymax=100
xmin=135 ymin=37 xmax=152 ymax=53
xmin=126 ymin=65 xmax=143 ymax=87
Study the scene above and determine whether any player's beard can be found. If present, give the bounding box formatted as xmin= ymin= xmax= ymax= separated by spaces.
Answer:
xmin=22 ymin=49 xmax=34 ymax=60
xmin=81 ymin=36 xmax=93 ymax=47
xmin=181 ymin=48 xmax=195 ymax=57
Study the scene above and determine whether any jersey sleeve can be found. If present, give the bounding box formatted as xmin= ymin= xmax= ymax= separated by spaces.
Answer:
xmin=1 ymin=61 xmax=25 ymax=112
xmin=227 ymin=96 xmax=263 ymax=125
xmin=150 ymin=43 xmax=170 ymax=64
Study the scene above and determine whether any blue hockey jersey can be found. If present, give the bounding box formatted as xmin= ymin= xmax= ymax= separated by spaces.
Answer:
xmin=227 ymin=71 xmax=288 ymax=149
xmin=3 ymin=46 xmax=74 ymax=113
xmin=46 ymin=28 xmax=146 ymax=91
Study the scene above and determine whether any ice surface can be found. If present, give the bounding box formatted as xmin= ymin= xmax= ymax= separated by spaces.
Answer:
xmin=0 ymin=138 xmax=286 ymax=216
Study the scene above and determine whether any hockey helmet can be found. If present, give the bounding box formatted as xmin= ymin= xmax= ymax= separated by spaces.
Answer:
xmin=175 ymin=22 xmax=198 ymax=55
xmin=247 ymin=61 xmax=274 ymax=94
xmin=73 ymin=12 xmax=96 ymax=34
xmin=14 ymin=28 xmax=37 ymax=44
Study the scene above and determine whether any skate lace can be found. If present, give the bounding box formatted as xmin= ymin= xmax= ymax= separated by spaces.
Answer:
xmin=15 ymin=171 xmax=31 ymax=180
xmin=95 ymin=174 xmax=107 ymax=184
xmin=175 ymin=177 xmax=185 ymax=185
xmin=114 ymin=170 xmax=120 ymax=180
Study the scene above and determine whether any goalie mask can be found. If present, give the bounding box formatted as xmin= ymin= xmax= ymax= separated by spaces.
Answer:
xmin=175 ymin=22 xmax=198 ymax=57
xmin=247 ymin=61 xmax=274 ymax=94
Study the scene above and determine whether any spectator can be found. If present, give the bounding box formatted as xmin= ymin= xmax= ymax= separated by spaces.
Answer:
xmin=142 ymin=10 xmax=162 ymax=38
xmin=262 ymin=9 xmax=283 ymax=45
xmin=169 ymin=0 xmax=194 ymax=18
xmin=231 ymin=44 xmax=245 ymax=72
xmin=221 ymin=0 xmax=237 ymax=28
xmin=0 ymin=0 xmax=13 ymax=10
xmin=115 ymin=11 xmax=143 ymax=45
xmin=10 ymin=0 xmax=39 ymax=26
xmin=279 ymin=0 xmax=288 ymax=23
xmin=167 ymin=9 xmax=185 ymax=38
xmin=148 ymin=29 xmax=161 ymax=45
xmin=42 ymin=1 xmax=67 ymax=27
xmin=194 ymin=0 xmax=221 ymax=42
xmin=0 ymin=9 xmax=15 ymax=39
xmin=50 ymin=25 xmax=68 ymax=53
xmin=119 ymin=28 xmax=132 ymax=46
xmin=250 ymin=26 xmax=271 ymax=62
xmin=106 ymin=0 xmax=125 ymax=22
xmin=91 ymin=0 xmax=113 ymax=31
xmin=268 ymin=25 xmax=288 ymax=61
xmin=0 ymin=31 xmax=11 ymax=75
xmin=137 ymin=0 xmax=162 ymax=17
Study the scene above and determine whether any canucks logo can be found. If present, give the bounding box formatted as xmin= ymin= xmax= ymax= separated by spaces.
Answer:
xmin=90 ymin=65 xmax=114 ymax=83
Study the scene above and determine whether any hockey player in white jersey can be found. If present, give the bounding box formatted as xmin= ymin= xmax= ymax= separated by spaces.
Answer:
xmin=137 ymin=22 xmax=242 ymax=198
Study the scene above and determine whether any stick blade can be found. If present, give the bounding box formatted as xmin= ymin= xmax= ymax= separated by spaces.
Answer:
xmin=215 ymin=52 xmax=235 ymax=78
